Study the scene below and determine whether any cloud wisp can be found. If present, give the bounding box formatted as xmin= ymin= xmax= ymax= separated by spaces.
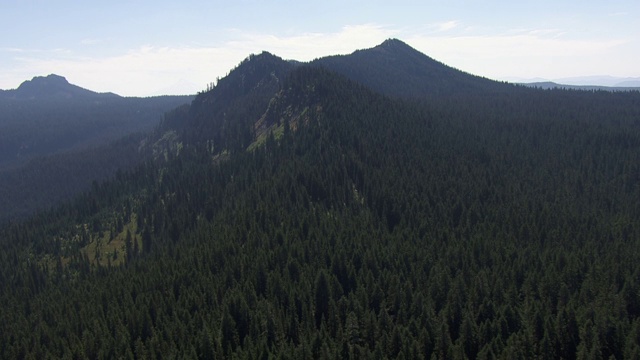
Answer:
xmin=1 ymin=24 xmax=398 ymax=96
xmin=0 ymin=23 xmax=635 ymax=96
xmin=431 ymin=20 xmax=459 ymax=33
xmin=406 ymin=30 xmax=630 ymax=80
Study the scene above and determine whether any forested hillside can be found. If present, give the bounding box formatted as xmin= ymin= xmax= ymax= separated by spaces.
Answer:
xmin=0 ymin=75 xmax=192 ymax=170
xmin=1 ymin=41 xmax=640 ymax=359
xmin=0 ymin=75 xmax=192 ymax=220
xmin=313 ymin=39 xmax=510 ymax=98
xmin=0 ymin=133 xmax=146 ymax=221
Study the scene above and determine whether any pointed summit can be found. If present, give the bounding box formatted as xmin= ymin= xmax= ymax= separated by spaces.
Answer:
xmin=378 ymin=38 xmax=412 ymax=49
xmin=313 ymin=39 xmax=508 ymax=98
xmin=176 ymin=51 xmax=294 ymax=149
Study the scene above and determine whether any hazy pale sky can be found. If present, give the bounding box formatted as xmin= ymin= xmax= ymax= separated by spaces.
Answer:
xmin=1 ymin=0 xmax=638 ymax=96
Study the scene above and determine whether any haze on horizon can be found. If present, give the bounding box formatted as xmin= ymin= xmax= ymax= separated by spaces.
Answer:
xmin=1 ymin=0 xmax=638 ymax=96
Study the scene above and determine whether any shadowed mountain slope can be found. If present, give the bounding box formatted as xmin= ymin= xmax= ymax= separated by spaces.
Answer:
xmin=1 ymin=74 xmax=118 ymax=100
xmin=313 ymin=38 xmax=513 ymax=98
xmin=0 ymin=75 xmax=192 ymax=170
xmin=0 ymin=75 xmax=193 ymax=220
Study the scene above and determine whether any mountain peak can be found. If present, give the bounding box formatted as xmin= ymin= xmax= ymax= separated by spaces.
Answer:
xmin=379 ymin=38 xmax=410 ymax=49
xmin=10 ymin=74 xmax=117 ymax=100
xmin=374 ymin=38 xmax=421 ymax=55
xmin=17 ymin=74 xmax=69 ymax=91
xmin=15 ymin=74 xmax=77 ymax=99
xmin=313 ymin=38 xmax=507 ymax=98
xmin=30 ymin=73 xmax=69 ymax=84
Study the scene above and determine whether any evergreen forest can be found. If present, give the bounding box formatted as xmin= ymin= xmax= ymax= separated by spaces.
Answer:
xmin=0 ymin=75 xmax=192 ymax=220
xmin=1 ymin=39 xmax=640 ymax=359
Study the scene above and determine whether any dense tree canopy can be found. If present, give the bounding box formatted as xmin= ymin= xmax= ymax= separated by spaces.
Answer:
xmin=1 ymin=45 xmax=640 ymax=359
xmin=0 ymin=78 xmax=192 ymax=220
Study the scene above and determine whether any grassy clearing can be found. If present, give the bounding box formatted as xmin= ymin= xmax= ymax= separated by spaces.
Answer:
xmin=246 ymin=123 xmax=284 ymax=152
xmin=81 ymin=215 xmax=141 ymax=267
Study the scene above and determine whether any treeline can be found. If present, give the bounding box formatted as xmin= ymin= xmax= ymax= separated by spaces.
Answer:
xmin=0 ymin=65 xmax=640 ymax=358
xmin=0 ymin=94 xmax=192 ymax=170
xmin=0 ymin=94 xmax=193 ymax=221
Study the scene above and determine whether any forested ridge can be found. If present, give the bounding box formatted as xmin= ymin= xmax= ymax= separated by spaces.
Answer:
xmin=0 ymin=75 xmax=192 ymax=170
xmin=1 ymin=41 xmax=640 ymax=359
xmin=0 ymin=75 xmax=192 ymax=220
xmin=313 ymin=39 xmax=511 ymax=98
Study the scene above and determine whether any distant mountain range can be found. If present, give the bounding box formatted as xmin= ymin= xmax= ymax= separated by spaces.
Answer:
xmin=505 ymin=75 xmax=640 ymax=91
xmin=551 ymin=75 xmax=640 ymax=87
xmin=521 ymin=81 xmax=640 ymax=92
xmin=0 ymin=74 xmax=193 ymax=169
xmin=0 ymin=74 xmax=119 ymax=100
xmin=0 ymin=75 xmax=193 ymax=220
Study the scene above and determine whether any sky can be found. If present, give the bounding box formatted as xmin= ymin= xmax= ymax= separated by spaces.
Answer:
xmin=1 ymin=0 xmax=638 ymax=96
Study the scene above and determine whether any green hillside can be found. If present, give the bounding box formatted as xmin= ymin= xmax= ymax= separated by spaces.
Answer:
xmin=1 ymin=42 xmax=640 ymax=359
xmin=0 ymin=75 xmax=193 ymax=220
